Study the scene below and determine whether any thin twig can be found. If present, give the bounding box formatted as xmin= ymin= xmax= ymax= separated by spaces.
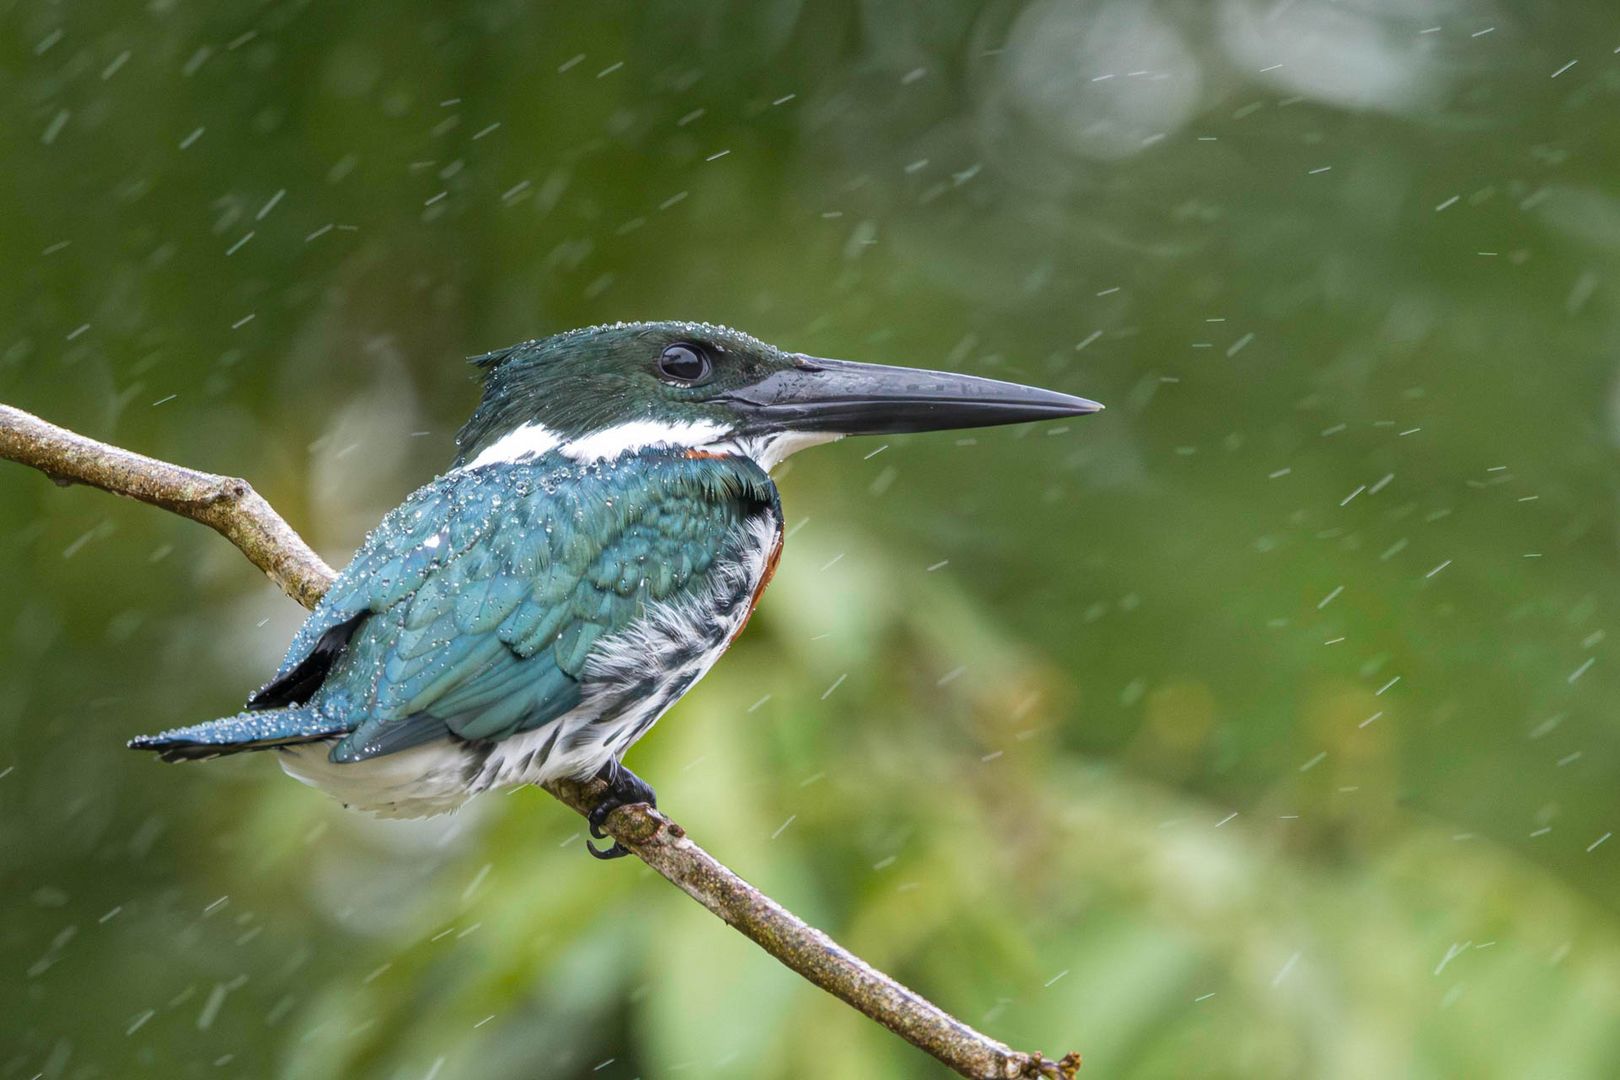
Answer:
xmin=0 ymin=401 xmax=1080 ymax=1080
xmin=544 ymin=777 xmax=1079 ymax=1078
xmin=0 ymin=404 xmax=332 ymax=608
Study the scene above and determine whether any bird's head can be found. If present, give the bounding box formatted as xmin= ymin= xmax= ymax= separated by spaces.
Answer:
xmin=455 ymin=321 xmax=1102 ymax=471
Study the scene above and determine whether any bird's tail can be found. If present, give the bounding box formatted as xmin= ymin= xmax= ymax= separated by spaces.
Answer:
xmin=128 ymin=706 xmax=349 ymax=762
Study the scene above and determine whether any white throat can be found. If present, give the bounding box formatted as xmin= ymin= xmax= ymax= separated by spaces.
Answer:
xmin=463 ymin=420 xmax=842 ymax=474
xmin=724 ymin=430 xmax=843 ymax=471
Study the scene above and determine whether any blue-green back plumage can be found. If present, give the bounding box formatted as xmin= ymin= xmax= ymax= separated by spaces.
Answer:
xmin=135 ymin=449 xmax=778 ymax=764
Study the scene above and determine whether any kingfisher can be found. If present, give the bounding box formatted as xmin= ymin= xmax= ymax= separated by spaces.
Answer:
xmin=130 ymin=322 xmax=1100 ymax=857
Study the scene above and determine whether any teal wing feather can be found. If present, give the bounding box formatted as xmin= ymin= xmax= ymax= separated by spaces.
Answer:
xmin=285 ymin=451 xmax=779 ymax=763
xmin=247 ymin=481 xmax=469 ymax=710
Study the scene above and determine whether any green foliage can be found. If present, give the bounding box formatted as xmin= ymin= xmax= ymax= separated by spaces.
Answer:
xmin=4 ymin=2 xmax=1620 ymax=1077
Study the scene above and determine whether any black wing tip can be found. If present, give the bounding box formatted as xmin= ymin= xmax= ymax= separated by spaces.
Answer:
xmin=128 ymin=731 xmax=333 ymax=761
xmin=127 ymin=735 xmax=217 ymax=762
xmin=248 ymin=612 xmax=367 ymax=712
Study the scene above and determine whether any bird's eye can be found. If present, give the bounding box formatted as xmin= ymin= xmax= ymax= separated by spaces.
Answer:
xmin=657 ymin=342 xmax=713 ymax=385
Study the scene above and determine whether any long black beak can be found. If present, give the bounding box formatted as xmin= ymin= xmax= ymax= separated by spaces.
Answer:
xmin=719 ymin=356 xmax=1103 ymax=436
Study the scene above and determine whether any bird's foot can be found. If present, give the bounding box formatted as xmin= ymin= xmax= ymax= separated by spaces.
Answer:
xmin=586 ymin=759 xmax=657 ymax=860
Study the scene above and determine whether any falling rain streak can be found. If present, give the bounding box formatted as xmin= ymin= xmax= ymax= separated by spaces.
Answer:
xmin=5 ymin=5 xmax=1619 ymax=1078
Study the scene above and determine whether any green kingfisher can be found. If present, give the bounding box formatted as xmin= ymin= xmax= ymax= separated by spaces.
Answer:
xmin=130 ymin=322 xmax=1101 ymax=857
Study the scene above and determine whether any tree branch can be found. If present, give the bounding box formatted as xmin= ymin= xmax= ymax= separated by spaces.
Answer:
xmin=0 ymin=405 xmax=332 ymax=609
xmin=0 ymin=402 xmax=1080 ymax=1080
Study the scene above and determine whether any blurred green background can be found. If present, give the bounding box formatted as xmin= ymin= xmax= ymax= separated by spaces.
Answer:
xmin=4 ymin=2 xmax=1620 ymax=1077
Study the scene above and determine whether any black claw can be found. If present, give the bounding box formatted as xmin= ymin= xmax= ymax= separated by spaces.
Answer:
xmin=586 ymin=836 xmax=631 ymax=860
xmin=583 ymin=759 xmax=657 ymax=861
